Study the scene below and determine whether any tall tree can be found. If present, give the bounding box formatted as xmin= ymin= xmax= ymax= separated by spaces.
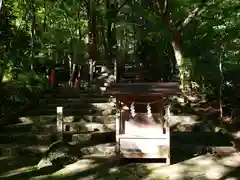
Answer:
xmin=0 ymin=0 xmax=2 ymax=11
xmin=155 ymin=0 xmax=208 ymax=90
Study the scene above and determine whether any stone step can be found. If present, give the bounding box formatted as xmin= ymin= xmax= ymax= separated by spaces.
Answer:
xmin=18 ymin=115 xmax=116 ymax=124
xmin=29 ymin=155 xmax=118 ymax=180
xmin=38 ymin=102 xmax=115 ymax=110
xmin=78 ymin=143 xmax=115 ymax=156
xmin=1 ymin=146 xmax=237 ymax=179
xmin=0 ymin=131 xmax=233 ymax=155
xmin=39 ymin=97 xmax=113 ymax=104
xmin=0 ymin=141 xmax=116 ymax=158
xmin=46 ymin=88 xmax=86 ymax=93
xmin=44 ymin=89 xmax=86 ymax=94
xmin=1 ymin=122 xmax=115 ymax=134
xmin=71 ymin=131 xmax=114 ymax=142
xmin=64 ymin=122 xmax=115 ymax=133
xmin=0 ymin=139 xmax=237 ymax=159
xmin=148 ymin=152 xmax=240 ymax=180
xmin=0 ymin=148 xmax=115 ymax=178
xmin=0 ymin=130 xmax=115 ymax=146
xmin=0 ymin=144 xmax=49 ymax=157
xmin=0 ymin=123 xmax=36 ymax=133
xmin=0 ymin=133 xmax=55 ymax=145
xmin=0 ymin=156 xmax=40 ymax=175
xmin=43 ymin=93 xmax=109 ymax=99
xmin=72 ymin=132 xmax=232 ymax=147
xmin=170 ymin=132 xmax=232 ymax=146
xmin=11 ymin=115 xmax=197 ymax=133
xmin=0 ymin=127 xmax=231 ymax=146
xmin=24 ymin=108 xmax=116 ymax=116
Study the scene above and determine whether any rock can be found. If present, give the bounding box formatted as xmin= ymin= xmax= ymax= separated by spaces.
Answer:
xmin=37 ymin=158 xmax=53 ymax=169
xmin=168 ymin=115 xmax=199 ymax=127
xmin=37 ymin=140 xmax=80 ymax=169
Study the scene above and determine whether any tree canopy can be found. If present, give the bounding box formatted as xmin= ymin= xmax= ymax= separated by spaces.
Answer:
xmin=0 ymin=0 xmax=239 ymax=97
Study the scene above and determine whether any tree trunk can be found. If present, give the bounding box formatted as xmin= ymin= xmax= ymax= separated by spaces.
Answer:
xmin=171 ymin=31 xmax=185 ymax=89
xmin=0 ymin=62 xmax=4 ymax=84
xmin=43 ymin=0 xmax=47 ymax=32
xmin=69 ymin=63 xmax=76 ymax=87
xmin=106 ymin=0 xmax=123 ymax=81
xmin=30 ymin=0 xmax=36 ymax=70
xmin=219 ymin=48 xmax=223 ymax=119
xmin=0 ymin=0 xmax=3 ymax=12
xmin=105 ymin=0 xmax=112 ymax=67
xmin=101 ymin=17 xmax=108 ymax=59
xmin=105 ymin=0 xmax=118 ymax=67
xmin=68 ymin=54 xmax=72 ymax=87
xmin=87 ymin=0 xmax=98 ymax=83
xmin=156 ymin=0 xmax=207 ymax=90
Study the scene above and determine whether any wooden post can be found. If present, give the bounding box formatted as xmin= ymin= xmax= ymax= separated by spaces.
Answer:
xmin=89 ymin=59 xmax=93 ymax=83
xmin=115 ymin=98 xmax=120 ymax=156
xmin=164 ymin=103 xmax=171 ymax=165
xmin=56 ymin=106 xmax=64 ymax=141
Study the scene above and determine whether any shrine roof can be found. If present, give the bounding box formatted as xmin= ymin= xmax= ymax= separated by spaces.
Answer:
xmin=105 ymin=82 xmax=181 ymax=96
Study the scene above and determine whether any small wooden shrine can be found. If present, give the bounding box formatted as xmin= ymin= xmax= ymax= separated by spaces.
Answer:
xmin=106 ymin=82 xmax=181 ymax=164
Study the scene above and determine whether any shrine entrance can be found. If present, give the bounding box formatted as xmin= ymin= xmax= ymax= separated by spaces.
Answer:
xmin=106 ymin=83 xmax=181 ymax=164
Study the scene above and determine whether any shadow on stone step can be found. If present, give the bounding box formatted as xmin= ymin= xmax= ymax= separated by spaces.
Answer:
xmin=170 ymin=131 xmax=233 ymax=164
xmin=69 ymin=131 xmax=233 ymax=165
xmin=0 ymin=156 xmax=40 ymax=174
xmin=0 ymin=133 xmax=56 ymax=144
xmin=24 ymin=108 xmax=115 ymax=117
xmin=40 ymin=157 xmax=153 ymax=180
xmin=7 ymin=131 xmax=233 ymax=173
xmin=220 ymin=167 xmax=240 ymax=180
xmin=0 ymin=165 xmax=62 ymax=180
xmin=70 ymin=131 xmax=115 ymax=149
xmin=35 ymin=132 xmax=116 ymax=168
xmin=69 ymin=131 xmax=232 ymax=152
xmin=74 ymin=131 xmax=232 ymax=147
xmin=170 ymin=132 xmax=232 ymax=146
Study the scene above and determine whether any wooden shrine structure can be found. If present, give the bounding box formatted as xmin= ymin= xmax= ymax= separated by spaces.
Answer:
xmin=106 ymin=82 xmax=181 ymax=164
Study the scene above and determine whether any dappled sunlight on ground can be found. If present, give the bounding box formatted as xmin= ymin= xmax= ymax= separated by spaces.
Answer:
xmin=1 ymin=153 xmax=240 ymax=179
xmin=148 ymin=152 xmax=240 ymax=179
xmin=1 ymin=89 xmax=240 ymax=180
xmin=0 ymin=165 xmax=38 ymax=178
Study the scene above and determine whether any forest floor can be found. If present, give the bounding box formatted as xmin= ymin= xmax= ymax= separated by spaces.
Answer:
xmin=1 ymin=94 xmax=240 ymax=179
xmin=1 ymin=152 xmax=240 ymax=180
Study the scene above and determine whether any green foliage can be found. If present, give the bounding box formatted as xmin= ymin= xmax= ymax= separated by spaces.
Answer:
xmin=0 ymin=0 xmax=239 ymax=105
xmin=0 ymin=78 xmax=47 ymax=123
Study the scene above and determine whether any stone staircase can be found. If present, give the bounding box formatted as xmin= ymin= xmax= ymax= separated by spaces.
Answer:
xmin=0 ymin=87 xmax=238 ymax=179
xmin=0 ymin=88 xmax=117 ymax=175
